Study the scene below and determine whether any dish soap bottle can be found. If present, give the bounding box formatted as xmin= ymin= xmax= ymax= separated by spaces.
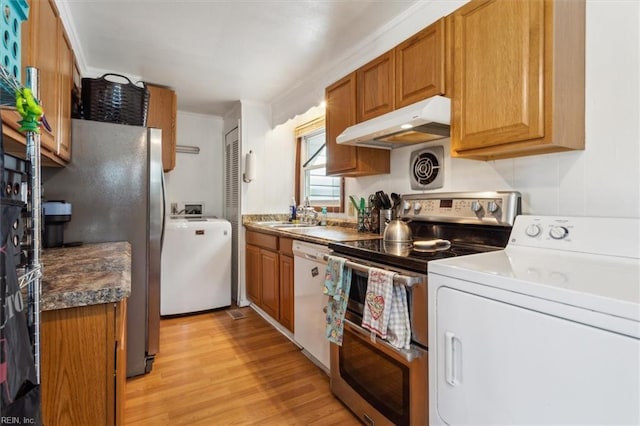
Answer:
xmin=320 ymin=207 xmax=327 ymax=226
xmin=289 ymin=196 xmax=297 ymax=222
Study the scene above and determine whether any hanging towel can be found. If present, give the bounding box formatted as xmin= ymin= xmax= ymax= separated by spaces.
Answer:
xmin=361 ymin=267 xmax=395 ymax=339
xmin=324 ymin=256 xmax=352 ymax=345
xmin=386 ymin=284 xmax=411 ymax=350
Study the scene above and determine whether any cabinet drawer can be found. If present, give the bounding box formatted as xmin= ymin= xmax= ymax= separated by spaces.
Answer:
xmin=246 ymin=230 xmax=278 ymax=251
xmin=279 ymin=237 xmax=293 ymax=256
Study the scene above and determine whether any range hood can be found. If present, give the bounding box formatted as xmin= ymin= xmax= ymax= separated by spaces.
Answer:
xmin=336 ymin=95 xmax=451 ymax=149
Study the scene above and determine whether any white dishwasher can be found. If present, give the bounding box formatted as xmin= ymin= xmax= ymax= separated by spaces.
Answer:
xmin=293 ymin=240 xmax=331 ymax=373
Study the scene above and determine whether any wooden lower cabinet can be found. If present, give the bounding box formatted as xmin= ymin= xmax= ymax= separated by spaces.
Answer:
xmin=259 ymin=248 xmax=280 ymax=319
xmin=41 ymin=299 xmax=127 ymax=426
xmin=245 ymin=231 xmax=295 ymax=332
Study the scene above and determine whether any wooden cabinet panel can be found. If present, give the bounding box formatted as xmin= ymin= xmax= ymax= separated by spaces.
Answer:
xmin=356 ymin=51 xmax=394 ymax=122
xmin=326 ymin=74 xmax=357 ymax=175
xmin=57 ymin=29 xmax=73 ymax=161
xmin=325 ymin=74 xmax=389 ymax=177
xmin=246 ymin=230 xmax=278 ymax=251
xmin=395 ymin=19 xmax=446 ymax=107
xmin=279 ymin=254 xmax=294 ymax=332
xmin=28 ymin=0 xmax=59 ymax=154
xmin=41 ymin=301 xmax=125 ymax=426
xmin=115 ymin=299 xmax=127 ymax=426
xmin=4 ymin=0 xmax=72 ymax=166
xmin=451 ymin=0 xmax=585 ymax=159
xmin=260 ymin=249 xmax=280 ymax=320
xmin=246 ymin=244 xmax=261 ymax=304
xmin=245 ymin=232 xmax=293 ymax=331
xmin=146 ymin=84 xmax=177 ymax=172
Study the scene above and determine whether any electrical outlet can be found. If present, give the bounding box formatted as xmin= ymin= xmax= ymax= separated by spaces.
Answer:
xmin=348 ymin=204 xmax=355 ymax=217
xmin=170 ymin=203 xmax=178 ymax=214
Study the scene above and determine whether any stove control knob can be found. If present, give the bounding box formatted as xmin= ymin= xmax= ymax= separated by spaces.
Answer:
xmin=403 ymin=201 xmax=411 ymax=212
xmin=413 ymin=202 xmax=422 ymax=212
xmin=549 ymin=226 xmax=569 ymax=240
xmin=525 ymin=224 xmax=542 ymax=237
xmin=471 ymin=200 xmax=482 ymax=213
xmin=487 ymin=201 xmax=499 ymax=213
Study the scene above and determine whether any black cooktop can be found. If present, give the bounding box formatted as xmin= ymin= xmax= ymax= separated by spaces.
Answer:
xmin=329 ymin=239 xmax=502 ymax=273
xmin=329 ymin=222 xmax=512 ymax=273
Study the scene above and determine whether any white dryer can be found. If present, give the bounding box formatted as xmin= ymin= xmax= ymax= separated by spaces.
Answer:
xmin=428 ymin=215 xmax=640 ymax=425
xmin=161 ymin=217 xmax=232 ymax=315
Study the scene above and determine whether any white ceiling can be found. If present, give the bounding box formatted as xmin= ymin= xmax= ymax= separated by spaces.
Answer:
xmin=58 ymin=0 xmax=418 ymax=116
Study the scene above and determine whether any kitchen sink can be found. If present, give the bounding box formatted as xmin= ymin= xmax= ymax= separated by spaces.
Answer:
xmin=271 ymin=223 xmax=320 ymax=229
xmin=254 ymin=221 xmax=320 ymax=229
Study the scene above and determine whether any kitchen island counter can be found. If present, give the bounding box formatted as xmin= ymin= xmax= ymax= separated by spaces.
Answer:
xmin=40 ymin=241 xmax=131 ymax=311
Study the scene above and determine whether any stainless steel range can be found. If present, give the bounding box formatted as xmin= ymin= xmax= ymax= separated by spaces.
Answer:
xmin=327 ymin=191 xmax=521 ymax=426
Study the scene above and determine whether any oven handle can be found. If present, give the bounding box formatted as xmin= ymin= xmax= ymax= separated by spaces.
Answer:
xmin=322 ymin=254 xmax=424 ymax=287
xmin=344 ymin=318 xmax=426 ymax=363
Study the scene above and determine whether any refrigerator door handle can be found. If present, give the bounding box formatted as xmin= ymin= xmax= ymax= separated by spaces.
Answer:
xmin=160 ymin=170 xmax=166 ymax=249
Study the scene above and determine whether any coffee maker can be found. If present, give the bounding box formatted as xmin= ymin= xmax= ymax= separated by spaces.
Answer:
xmin=43 ymin=201 xmax=72 ymax=248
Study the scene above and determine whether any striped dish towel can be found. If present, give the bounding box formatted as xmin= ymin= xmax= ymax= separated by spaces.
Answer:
xmin=386 ymin=284 xmax=411 ymax=350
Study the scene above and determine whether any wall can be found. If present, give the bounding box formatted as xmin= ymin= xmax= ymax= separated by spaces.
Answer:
xmin=248 ymin=0 xmax=640 ymax=220
xmin=164 ymin=111 xmax=225 ymax=217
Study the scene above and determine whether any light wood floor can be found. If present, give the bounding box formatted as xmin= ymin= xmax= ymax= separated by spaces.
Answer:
xmin=124 ymin=307 xmax=360 ymax=425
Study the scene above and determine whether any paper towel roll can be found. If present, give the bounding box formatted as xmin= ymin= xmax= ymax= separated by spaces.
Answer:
xmin=243 ymin=150 xmax=256 ymax=182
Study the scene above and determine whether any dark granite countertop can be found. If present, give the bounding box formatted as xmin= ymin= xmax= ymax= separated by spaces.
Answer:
xmin=40 ymin=242 xmax=131 ymax=311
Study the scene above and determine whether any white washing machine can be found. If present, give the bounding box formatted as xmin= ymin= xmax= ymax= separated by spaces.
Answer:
xmin=161 ymin=217 xmax=232 ymax=315
xmin=428 ymin=215 xmax=640 ymax=425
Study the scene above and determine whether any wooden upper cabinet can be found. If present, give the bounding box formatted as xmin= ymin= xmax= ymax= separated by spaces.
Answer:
xmin=326 ymin=74 xmax=357 ymax=175
xmin=395 ymin=18 xmax=446 ymax=108
xmin=451 ymin=0 xmax=585 ymax=160
xmin=146 ymin=84 xmax=177 ymax=172
xmin=356 ymin=51 xmax=394 ymax=122
xmin=28 ymin=0 xmax=59 ymax=154
xmin=57 ymin=29 xmax=73 ymax=161
xmin=3 ymin=0 xmax=73 ymax=166
xmin=325 ymin=73 xmax=390 ymax=177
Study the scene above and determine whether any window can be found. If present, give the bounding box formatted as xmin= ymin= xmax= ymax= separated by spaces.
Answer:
xmin=295 ymin=117 xmax=344 ymax=212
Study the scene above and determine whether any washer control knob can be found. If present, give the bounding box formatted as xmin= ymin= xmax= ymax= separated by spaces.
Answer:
xmin=487 ymin=201 xmax=499 ymax=213
xmin=549 ymin=226 xmax=569 ymax=240
xmin=413 ymin=202 xmax=422 ymax=212
xmin=525 ymin=224 xmax=542 ymax=237
xmin=471 ymin=201 xmax=482 ymax=213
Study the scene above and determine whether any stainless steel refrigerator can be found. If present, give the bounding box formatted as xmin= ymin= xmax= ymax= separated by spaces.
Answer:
xmin=42 ymin=119 xmax=165 ymax=377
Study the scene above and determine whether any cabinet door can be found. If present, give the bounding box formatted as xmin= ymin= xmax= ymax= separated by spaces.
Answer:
xmin=326 ymin=73 xmax=358 ymax=175
xmin=452 ymin=0 xmax=545 ymax=152
xmin=246 ymin=244 xmax=261 ymax=304
xmin=395 ymin=18 xmax=446 ymax=108
xmin=356 ymin=51 xmax=394 ymax=122
xmin=57 ymin=28 xmax=73 ymax=161
xmin=115 ymin=300 xmax=127 ymax=426
xmin=146 ymin=84 xmax=177 ymax=172
xmin=41 ymin=303 xmax=116 ymax=425
xmin=279 ymin=254 xmax=294 ymax=332
xmin=326 ymin=74 xmax=390 ymax=176
xmin=260 ymin=249 xmax=280 ymax=319
xmin=29 ymin=0 xmax=59 ymax=154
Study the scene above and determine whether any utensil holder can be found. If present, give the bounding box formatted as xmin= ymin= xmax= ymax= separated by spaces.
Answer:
xmin=357 ymin=208 xmax=371 ymax=233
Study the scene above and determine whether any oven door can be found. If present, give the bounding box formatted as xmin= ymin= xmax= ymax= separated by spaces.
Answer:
xmin=330 ymin=318 xmax=428 ymax=426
